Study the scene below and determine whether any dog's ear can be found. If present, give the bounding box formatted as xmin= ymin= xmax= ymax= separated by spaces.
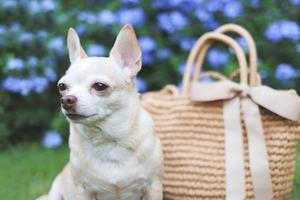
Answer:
xmin=67 ymin=28 xmax=88 ymax=63
xmin=110 ymin=24 xmax=142 ymax=77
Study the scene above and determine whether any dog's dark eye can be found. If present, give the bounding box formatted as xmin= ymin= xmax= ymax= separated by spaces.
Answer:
xmin=58 ymin=83 xmax=67 ymax=91
xmin=93 ymin=82 xmax=108 ymax=91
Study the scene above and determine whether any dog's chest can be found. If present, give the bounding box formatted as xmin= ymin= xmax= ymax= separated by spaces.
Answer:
xmin=71 ymin=145 xmax=150 ymax=199
xmin=93 ymin=177 xmax=148 ymax=200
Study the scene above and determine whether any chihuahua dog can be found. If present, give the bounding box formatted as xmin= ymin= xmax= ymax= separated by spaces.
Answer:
xmin=37 ymin=24 xmax=163 ymax=200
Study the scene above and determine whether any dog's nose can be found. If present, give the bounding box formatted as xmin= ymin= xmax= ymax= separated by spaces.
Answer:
xmin=60 ymin=95 xmax=77 ymax=110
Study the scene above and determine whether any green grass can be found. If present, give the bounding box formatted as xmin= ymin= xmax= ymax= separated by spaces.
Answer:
xmin=291 ymin=143 xmax=300 ymax=199
xmin=0 ymin=143 xmax=299 ymax=200
xmin=0 ymin=143 xmax=68 ymax=200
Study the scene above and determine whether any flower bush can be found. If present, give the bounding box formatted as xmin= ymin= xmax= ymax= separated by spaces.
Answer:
xmin=1 ymin=0 xmax=300 ymax=148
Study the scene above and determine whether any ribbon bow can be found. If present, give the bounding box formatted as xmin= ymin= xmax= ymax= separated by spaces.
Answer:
xmin=190 ymin=80 xmax=300 ymax=200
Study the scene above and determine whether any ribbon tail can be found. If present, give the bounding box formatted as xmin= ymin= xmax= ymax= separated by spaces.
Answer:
xmin=224 ymin=97 xmax=246 ymax=200
xmin=241 ymin=97 xmax=273 ymax=200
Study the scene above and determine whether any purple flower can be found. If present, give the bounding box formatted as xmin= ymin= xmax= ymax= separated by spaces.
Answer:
xmin=0 ymin=26 xmax=7 ymax=35
xmin=195 ymin=7 xmax=220 ymax=29
xmin=195 ymin=8 xmax=213 ymax=22
xmin=19 ymin=32 xmax=34 ymax=43
xmin=31 ymin=76 xmax=49 ymax=93
xmin=157 ymin=11 xmax=189 ymax=33
xmin=87 ymin=44 xmax=106 ymax=56
xmin=2 ymin=77 xmax=32 ymax=96
xmin=26 ymin=0 xmax=57 ymax=13
xmin=121 ymin=0 xmax=140 ymax=4
xmin=98 ymin=10 xmax=117 ymax=25
xmin=179 ymin=38 xmax=196 ymax=51
xmin=152 ymin=0 xmax=171 ymax=9
xmin=0 ymin=39 xmax=5 ymax=47
xmin=207 ymin=49 xmax=229 ymax=68
xmin=142 ymin=53 xmax=154 ymax=65
xmin=6 ymin=58 xmax=24 ymax=70
xmin=48 ymin=36 xmax=65 ymax=55
xmin=138 ymin=37 xmax=157 ymax=64
xmin=265 ymin=20 xmax=300 ymax=42
xmin=2 ymin=75 xmax=50 ymax=95
xmin=10 ymin=23 xmax=21 ymax=33
xmin=156 ymin=48 xmax=171 ymax=59
xmin=42 ymin=131 xmax=63 ymax=149
xmin=139 ymin=37 xmax=157 ymax=53
xmin=78 ymin=11 xmax=97 ymax=24
xmin=178 ymin=62 xmax=186 ymax=74
xmin=135 ymin=77 xmax=147 ymax=92
xmin=37 ymin=30 xmax=48 ymax=39
xmin=179 ymin=0 xmax=200 ymax=11
xmin=290 ymin=0 xmax=300 ymax=6
xmin=2 ymin=0 xmax=17 ymax=8
xmin=280 ymin=21 xmax=300 ymax=40
xmin=157 ymin=14 xmax=173 ymax=33
xmin=152 ymin=0 xmax=199 ymax=9
xmin=275 ymin=63 xmax=298 ymax=83
xmin=249 ymin=0 xmax=260 ymax=8
xmin=28 ymin=1 xmax=40 ymax=14
xmin=45 ymin=56 xmax=57 ymax=68
xmin=223 ymin=1 xmax=243 ymax=18
xmin=2 ymin=77 xmax=22 ymax=94
xmin=259 ymin=69 xmax=268 ymax=79
xmin=236 ymin=37 xmax=248 ymax=53
xmin=296 ymin=44 xmax=300 ymax=52
xmin=75 ymin=24 xmax=87 ymax=36
xmin=203 ymin=19 xmax=220 ymax=30
xmin=40 ymin=0 xmax=57 ymax=11
xmin=206 ymin=0 xmax=223 ymax=12
xmin=27 ymin=56 xmax=39 ymax=68
xmin=265 ymin=23 xmax=282 ymax=42
xmin=118 ymin=8 xmax=145 ymax=27
xmin=44 ymin=68 xmax=57 ymax=82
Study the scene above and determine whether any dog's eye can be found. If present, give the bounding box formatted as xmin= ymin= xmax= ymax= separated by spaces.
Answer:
xmin=58 ymin=83 xmax=67 ymax=91
xmin=93 ymin=82 xmax=108 ymax=91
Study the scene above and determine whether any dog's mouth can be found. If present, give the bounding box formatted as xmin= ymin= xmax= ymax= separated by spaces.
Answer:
xmin=66 ymin=113 xmax=97 ymax=121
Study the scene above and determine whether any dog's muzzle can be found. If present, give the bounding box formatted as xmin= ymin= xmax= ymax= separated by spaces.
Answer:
xmin=60 ymin=95 xmax=77 ymax=111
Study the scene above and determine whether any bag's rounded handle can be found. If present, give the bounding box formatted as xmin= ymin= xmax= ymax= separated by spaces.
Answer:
xmin=198 ymin=70 xmax=261 ymax=86
xmin=199 ymin=71 xmax=228 ymax=81
xmin=217 ymin=24 xmax=258 ymax=86
xmin=182 ymin=32 xmax=248 ymax=97
xmin=229 ymin=69 xmax=262 ymax=86
xmin=193 ymin=24 xmax=258 ymax=86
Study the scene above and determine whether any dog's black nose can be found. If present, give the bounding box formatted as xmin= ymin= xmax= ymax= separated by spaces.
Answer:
xmin=60 ymin=95 xmax=77 ymax=110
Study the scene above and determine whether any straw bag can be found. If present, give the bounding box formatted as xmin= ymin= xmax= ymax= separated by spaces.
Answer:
xmin=142 ymin=24 xmax=300 ymax=199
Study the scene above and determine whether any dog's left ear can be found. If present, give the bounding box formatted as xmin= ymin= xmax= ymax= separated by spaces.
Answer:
xmin=110 ymin=24 xmax=142 ymax=77
xmin=67 ymin=28 xmax=88 ymax=63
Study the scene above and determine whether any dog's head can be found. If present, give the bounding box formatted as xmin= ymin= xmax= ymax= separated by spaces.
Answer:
xmin=58 ymin=24 xmax=142 ymax=124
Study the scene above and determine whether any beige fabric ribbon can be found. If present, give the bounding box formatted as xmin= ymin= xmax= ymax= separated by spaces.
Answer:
xmin=190 ymin=80 xmax=300 ymax=200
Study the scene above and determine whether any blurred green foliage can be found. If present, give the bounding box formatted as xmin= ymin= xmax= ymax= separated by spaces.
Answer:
xmin=0 ymin=0 xmax=300 ymax=147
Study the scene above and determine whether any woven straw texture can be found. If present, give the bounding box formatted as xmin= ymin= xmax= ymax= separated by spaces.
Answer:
xmin=142 ymin=87 xmax=300 ymax=199
xmin=141 ymin=24 xmax=300 ymax=199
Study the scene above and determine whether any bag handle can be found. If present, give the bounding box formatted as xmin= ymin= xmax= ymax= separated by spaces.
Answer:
xmin=199 ymin=71 xmax=229 ymax=81
xmin=218 ymin=24 xmax=258 ymax=86
xmin=182 ymin=32 xmax=248 ymax=97
xmin=229 ymin=70 xmax=262 ymax=86
xmin=193 ymin=24 xmax=259 ymax=86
